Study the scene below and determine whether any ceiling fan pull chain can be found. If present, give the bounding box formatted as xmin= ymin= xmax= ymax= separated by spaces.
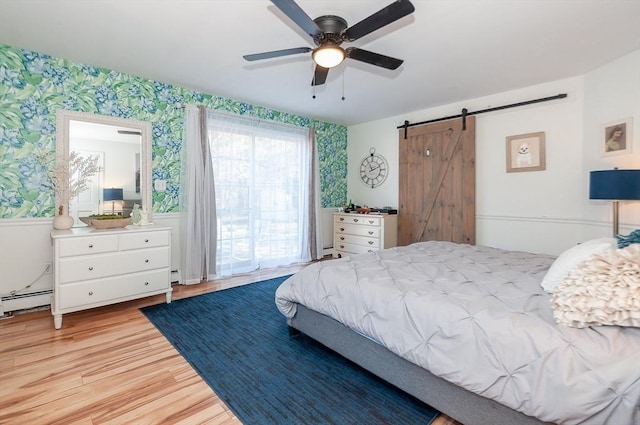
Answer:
xmin=312 ymin=61 xmax=317 ymax=99
xmin=342 ymin=68 xmax=346 ymax=101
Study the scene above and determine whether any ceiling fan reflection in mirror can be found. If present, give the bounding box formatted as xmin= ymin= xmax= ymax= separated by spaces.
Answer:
xmin=243 ymin=0 xmax=415 ymax=87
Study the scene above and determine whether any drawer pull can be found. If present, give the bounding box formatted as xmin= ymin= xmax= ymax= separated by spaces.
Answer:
xmin=144 ymin=281 xmax=149 ymax=286
xmin=368 ymin=220 xmax=374 ymax=224
xmin=340 ymin=236 xmax=345 ymax=240
xmin=88 ymin=244 xmax=94 ymax=248
xmin=368 ymin=241 xmax=374 ymax=245
xmin=145 ymin=239 xmax=149 ymax=243
xmin=368 ymin=231 xmax=374 ymax=235
xmin=340 ymin=245 xmax=345 ymax=249
xmin=340 ymin=227 xmax=345 ymax=231
xmin=88 ymin=266 xmax=94 ymax=271
xmin=339 ymin=217 xmax=344 ymax=221
xmin=353 ymin=218 xmax=359 ymax=222
xmin=145 ymin=259 xmax=149 ymax=263
xmin=88 ymin=291 xmax=94 ymax=296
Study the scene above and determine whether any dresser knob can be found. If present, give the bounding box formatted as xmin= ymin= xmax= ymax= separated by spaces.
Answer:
xmin=88 ymin=266 xmax=94 ymax=271
xmin=88 ymin=291 xmax=94 ymax=296
xmin=88 ymin=244 xmax=94 ymax=248
xmin=368 ymin=220 xmax=374 ymax=224
xmin=368 ymin=241 xmax=374 ymax=245
xmin=339 ymin=217 xmax=344 ymax=221
xmin=353 ymin=218 xmax=359 ymax=222
xmin=340 ymin=236 xmax=345 ymax=240
xmin=340 ymin=245 xmax=345 ymax=249
xmin=145 ymin=259 xmax=149 ymax=263
xmin=368 ymin=231 xmax=373 ymax=235
xmin=144 ymin=281 xmax=149 ymax=286
xmin=340 ymin=227 xmax=345 ymax=231
xmin=145 ymin=239 xmax=149 ymax=243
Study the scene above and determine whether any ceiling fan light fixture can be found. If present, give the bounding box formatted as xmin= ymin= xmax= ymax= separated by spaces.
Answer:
xmin=312 ymin=45 xmax=345 ymax=68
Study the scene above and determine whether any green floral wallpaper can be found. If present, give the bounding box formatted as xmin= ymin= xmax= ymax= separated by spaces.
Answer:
xmin=0 ymin=44 xmax=347 ymax=218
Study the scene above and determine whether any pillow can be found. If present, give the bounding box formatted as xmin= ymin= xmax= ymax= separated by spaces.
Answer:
xmin=617 ymin=229 xmax=640 ymax=248
xmin=551 ymin=244 xmax=640 ymax=328
xmin=540 ymin=237 xmax=617 ymax=292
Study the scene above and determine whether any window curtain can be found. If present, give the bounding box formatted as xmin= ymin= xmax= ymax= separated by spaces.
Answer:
xmin=207 ymin=110 xmax=320 ymax=276
xmin=179 ymin=105 xmax=217 ymax=284
xmin=305 ymin=128 xmax=323 ymax=260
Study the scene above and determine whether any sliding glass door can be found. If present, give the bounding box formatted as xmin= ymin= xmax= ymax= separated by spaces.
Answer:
xmin=208 ymin=116 xmax=310 ymax=276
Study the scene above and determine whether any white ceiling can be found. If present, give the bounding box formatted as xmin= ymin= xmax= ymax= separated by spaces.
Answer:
xmin=1 ymin=0 xmax=639 ymax=126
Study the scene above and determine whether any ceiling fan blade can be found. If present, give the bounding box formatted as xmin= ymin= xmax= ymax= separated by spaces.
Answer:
xmin=311 ymin=65 xmax=329 ymax=86
xmin=345 ymin=47 xmax=403 ymax=70
xmin=243 ymin=47 xmax=312 ymax=61
xmin=344 ymin=0 xmax=415 ymax=41
xmin=271 ymin=0 xmax=323 ymax=38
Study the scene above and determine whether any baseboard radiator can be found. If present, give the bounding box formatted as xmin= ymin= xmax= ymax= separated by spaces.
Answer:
xmin=0 ymin=290 xmax=53 ymax=316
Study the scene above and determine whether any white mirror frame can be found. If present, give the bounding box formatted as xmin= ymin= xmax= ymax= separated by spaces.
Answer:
xmin=55 ymin=110 xmax=153 ymax=219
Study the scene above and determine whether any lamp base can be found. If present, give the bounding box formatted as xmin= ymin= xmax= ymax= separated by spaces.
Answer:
xmin=612 ymin=200 xmax=619 ymax=237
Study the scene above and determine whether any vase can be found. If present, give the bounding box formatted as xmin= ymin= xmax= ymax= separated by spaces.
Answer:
xmin=53 ymin=205 xmax=74 ymax=230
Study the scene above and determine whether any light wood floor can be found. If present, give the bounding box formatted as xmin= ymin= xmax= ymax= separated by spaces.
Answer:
xmin=0 ymin=262 xmax=461 ymax=425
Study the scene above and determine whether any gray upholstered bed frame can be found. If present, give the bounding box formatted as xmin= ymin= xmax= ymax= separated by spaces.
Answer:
xmin=289 ymin=304 xmax=550 ymax=425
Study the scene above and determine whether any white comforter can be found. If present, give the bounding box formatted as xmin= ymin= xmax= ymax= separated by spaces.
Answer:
xmin=275 ymin=241 xmax=640 ymax=425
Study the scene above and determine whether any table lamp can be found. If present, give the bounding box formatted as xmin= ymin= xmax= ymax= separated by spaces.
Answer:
xmin=589 ymin=169 xmax=640 ymax=236
xmin=103 ymin=188 xmax=123 ymax=215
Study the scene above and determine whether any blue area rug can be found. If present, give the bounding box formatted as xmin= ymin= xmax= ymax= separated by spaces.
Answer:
xmin=142 ymin=276 xmax=439 ymax=425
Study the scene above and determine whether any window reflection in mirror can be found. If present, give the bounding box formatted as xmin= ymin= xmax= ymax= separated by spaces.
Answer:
xmin=68 ymin=120 xmax=142 ymax=225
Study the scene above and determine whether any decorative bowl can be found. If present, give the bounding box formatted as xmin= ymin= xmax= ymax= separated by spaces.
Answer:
xmin=80 ymin=216 xmax=132 ymax=229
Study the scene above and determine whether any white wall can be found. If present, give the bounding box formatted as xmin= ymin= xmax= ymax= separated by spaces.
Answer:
xmin=348 ymin=50 xmax=640 ymax=255
xmin=582 ymin=50 xmax=640 ymax=229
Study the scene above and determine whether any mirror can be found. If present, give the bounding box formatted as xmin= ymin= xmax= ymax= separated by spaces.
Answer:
xmin=56 ymin=110 xmax=152 ymax=226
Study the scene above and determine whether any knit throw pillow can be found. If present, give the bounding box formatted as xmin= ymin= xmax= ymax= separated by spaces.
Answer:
xmin=551 ymin=244 xmax=640 ymax=328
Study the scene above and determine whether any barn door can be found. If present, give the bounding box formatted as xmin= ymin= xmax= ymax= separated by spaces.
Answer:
xmin=398 ymin=117 xmax=475 ymax=246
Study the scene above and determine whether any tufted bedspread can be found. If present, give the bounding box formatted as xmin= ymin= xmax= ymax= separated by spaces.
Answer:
xmin=275 ymin=241 xmax=640 ymax=425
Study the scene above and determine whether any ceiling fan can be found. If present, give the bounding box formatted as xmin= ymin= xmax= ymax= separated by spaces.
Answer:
xmin=243 ymin=0 xmax=415 ymax=86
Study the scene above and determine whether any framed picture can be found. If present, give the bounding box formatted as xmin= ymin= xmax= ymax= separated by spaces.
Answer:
xmin=506 ymin=132 xmax=546 ymax=173
xmin=602 ymin=118 xmax=632 ymax=157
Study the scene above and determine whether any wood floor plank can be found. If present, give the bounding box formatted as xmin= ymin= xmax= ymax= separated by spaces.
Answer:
xmin=0 ymin=262 xmax=461 ymax=425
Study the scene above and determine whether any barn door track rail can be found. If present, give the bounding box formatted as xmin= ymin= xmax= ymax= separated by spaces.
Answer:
xmin=398 ymin=93 xmax=568 ymax=139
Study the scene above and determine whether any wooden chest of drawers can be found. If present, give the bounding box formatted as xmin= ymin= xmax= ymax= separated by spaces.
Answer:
xmin=332 ymin=213 xmax=398 ymax=258
xmin=51 ymin=225 xmax=172 ymax=329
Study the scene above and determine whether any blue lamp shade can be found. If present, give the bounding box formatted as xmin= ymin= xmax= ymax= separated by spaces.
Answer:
xmin=103 ymin=188 xmax=123 ymax=202
xmin=589 ymin=170 xmax=640 ymax=200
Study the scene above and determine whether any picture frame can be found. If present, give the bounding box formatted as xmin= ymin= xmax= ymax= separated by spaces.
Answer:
xmin=506 ymin=131 xmax=546 ymax=173
xmin=602 ymin=117 xmax=632 ymax=157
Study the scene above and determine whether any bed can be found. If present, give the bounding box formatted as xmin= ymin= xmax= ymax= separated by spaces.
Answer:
xmin=275 ymin=241 xmax=640 ymax=425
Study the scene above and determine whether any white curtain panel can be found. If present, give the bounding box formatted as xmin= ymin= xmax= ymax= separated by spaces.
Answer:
xmin=179 ymin=105 xmax=217 ymax=284
xmin=304 ymin=128 xmax=323 ymax=260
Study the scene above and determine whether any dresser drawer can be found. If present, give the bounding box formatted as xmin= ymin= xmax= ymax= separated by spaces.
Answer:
xmin=58 ymin=247 xmax=170 ymax=284
xmin=334 ymin=223 xmax=381 ymax=238
xmin=334 ymin=243 xmax=377 ymax=257
xmin=119 ymin=230 xmax=170 ymax=251
xmin=334 ymin=215 xmax=381 ymax=226
xmin=335 ymin=234 xmax=381 ymax=248
xmin=57 ymin=235 xmax=118 ymax=257
xmin=57 ymin=268 xmax=170 ymax=310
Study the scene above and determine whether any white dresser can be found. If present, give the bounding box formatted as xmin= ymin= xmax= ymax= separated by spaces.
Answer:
xmin=50 ymin=225 xmax=172 ymax=329
xmin=333 ymin=213 xmax=398 ymax=258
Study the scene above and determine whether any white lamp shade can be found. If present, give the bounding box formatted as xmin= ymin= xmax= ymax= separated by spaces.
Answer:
xmin=312 ymin=46 xmax=345 ymax=68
